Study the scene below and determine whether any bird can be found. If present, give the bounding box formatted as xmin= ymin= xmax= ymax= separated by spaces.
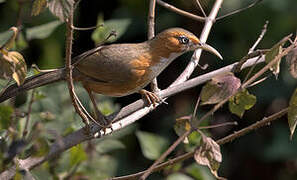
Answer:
xmin=0 ymin=28 xmax=222 ymax=125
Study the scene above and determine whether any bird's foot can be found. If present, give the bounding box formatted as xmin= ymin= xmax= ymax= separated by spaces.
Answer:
xmin=139 ymin=89 xmax=165 ymax=107
xmin=92 ymin=115 xmax=113 ymax=136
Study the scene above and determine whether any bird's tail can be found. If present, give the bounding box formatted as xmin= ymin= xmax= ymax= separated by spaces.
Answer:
xmin=0 ymin=68 xmax=66 ymax=103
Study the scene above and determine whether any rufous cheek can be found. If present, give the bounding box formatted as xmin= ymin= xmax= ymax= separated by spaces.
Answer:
xmin=165 ymin=37 xmax=183 ymax=52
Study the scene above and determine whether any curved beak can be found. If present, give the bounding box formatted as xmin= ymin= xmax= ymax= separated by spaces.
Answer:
xmin=197 ymin=43 xmax=223 ymax=60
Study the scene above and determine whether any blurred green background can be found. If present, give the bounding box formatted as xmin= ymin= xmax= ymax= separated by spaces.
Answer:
xmin=0 ymin=0 xmax=297 ymax=179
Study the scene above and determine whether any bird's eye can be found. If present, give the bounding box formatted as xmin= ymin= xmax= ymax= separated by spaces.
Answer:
xmin=178 ymin=36 xmax=189 ymax=44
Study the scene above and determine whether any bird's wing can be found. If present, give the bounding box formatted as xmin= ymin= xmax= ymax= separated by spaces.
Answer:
xmin=75 ymin=43 xmax=148 ymax=84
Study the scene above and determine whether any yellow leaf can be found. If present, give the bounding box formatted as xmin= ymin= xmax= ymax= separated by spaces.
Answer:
xmin=0 ymin=51 xmax=27 ymax=85
xmin=31 ymin=0 xmax=48 ymax=16
xmin=8 ymin=51 xmax=27 ymax=85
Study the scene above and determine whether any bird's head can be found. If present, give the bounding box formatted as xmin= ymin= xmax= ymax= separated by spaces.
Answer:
xmin=150 ymin=28 xmax=222 ymax=60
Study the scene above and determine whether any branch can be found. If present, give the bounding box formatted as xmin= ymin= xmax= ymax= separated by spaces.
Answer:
xmin=216 ymin=0 xmax=263 ymax=21
xmin=148 ymin=0 xmax=160 ymax=92
xmin=173 ymin=0 xmax=224 ymax=85
xmin=156 ymin=0 xmax=205 ymax=22
xmin=65 ymin=2 xmax=90 ymax=127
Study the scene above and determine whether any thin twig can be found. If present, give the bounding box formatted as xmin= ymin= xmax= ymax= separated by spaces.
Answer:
xmin=242 ymin=36 xmax=295 ymax=88
xmin=216 ymin=0 xmax=263 ymax=21
xmin=195 ymin=0 xmax=207 ymax=17
xmin=198 ymin=121 xmax=238 ymax=130
xmin=249 ymin=21 xmax=269 ymax=53
xmin=65 ymin=3 xmax=91 ymax=130
xmin=192 ymin=95 xmax=201 ymax=120
xmin=173 ymin=0 xmax=224 ymax=85
xmin=148 ymin=0 xmax=160 ymax=93
xmin=156 ymin=0 xmax=205 ymax=22
xmin=242 ymin=55 xmax=262 ymax=83
xmin=245 ymin=76 xmax=269 ymax=88
xmin=22 ymin=89 xmax=35 ymax=138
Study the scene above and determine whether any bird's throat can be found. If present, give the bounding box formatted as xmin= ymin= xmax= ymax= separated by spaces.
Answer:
xmin=148 ymin=52 xmax=182 ymax=79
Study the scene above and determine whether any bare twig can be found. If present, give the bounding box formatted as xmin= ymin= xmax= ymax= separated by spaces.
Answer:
xmin=156 ymin=0 xmax=205 ymax=22
xmin=65 ymin=3 xmax=91 ymax=130
xmin=195 ymin=0 xmax=207 ymax=17
xmin=242 ymin=35 xmax=295 ymax=88
xmin=198 ymin=121 xmax=238 ymax=130
xmin=216 ymin=0 xmax=263 ymax=21
xmin=173 ymin=0 xmax=224 ymax=85
xmin=148 ymin=0 xmax=160 ymax=93
xmin=249 ymin=21 xmax=269 ymax=53
xmin=245 ymin=76 xmax=269 ymax=88
xmin=242 ymin=56 xmax=262 ymax=83
xmin=22 ymin=89 xmax=35 ymax=138
xmin=192 ymin=95 xmax=201 ymax=121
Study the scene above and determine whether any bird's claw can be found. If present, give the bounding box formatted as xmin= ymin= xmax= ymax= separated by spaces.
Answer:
xmin=139 ymin=89 xmax=164 ymax=107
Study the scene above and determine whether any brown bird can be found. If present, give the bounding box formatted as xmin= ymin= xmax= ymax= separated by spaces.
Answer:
xmin=0 ymin=28 xmax=222 ymax=124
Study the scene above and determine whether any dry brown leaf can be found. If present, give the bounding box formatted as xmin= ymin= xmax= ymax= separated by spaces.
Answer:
xmin=194 ymin=132 xmax=226 ymax=180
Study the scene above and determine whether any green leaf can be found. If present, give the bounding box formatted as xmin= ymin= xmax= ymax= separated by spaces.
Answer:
xmin=286 ymin=47 xmax=297 ymax=78
xmin=98 ymin=100 xmax=120 ymax=116
xmin=186 ymin=163 xmax=216 ymax=180
xmin=0 ymin=51 xmax=27 ymax=85
xmin=9 ymin=51 xmax=27 ymax=85
xmin=288 ymin=88 xmax=297 ymax=139
xmin=166 ymin=173 xmax=194 ymax=180
xmin=0 ymin=105 xmax=13 ymax=129
xmin=92 ymin=16 xmax=131 ymax=44
xmin=70 ymin=144 xmax=87 ymax=167
xmin=95 ymin=139 xmax=125 ymax=154
xmin=228 ymin=89 xmax=256 ymax=118
xmin=174 ymin=116 xmax=191 ymax=143
xmin=26 ymin=20 xmax=63 ymax=40
xmin=136 ymin=131 xmax=170 ymax=160
xmin=265 ymin=34 xmax=291 ymax=78
xmin=32 ymin=137 xmax=49 ymax=157
xmin=48 ymin=0 xmax=74 ymax=22
xmin=201 ymin=72 xmax=241 ymax=105
xmin=31 ymin=0 xmax=48 ymax=16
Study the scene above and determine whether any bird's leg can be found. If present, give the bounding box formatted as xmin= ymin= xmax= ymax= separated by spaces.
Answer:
xmin=83 ymin=87 xmax=112 ymax=134
xmin=86 ymin=89 xmax=108 ymax=124
xmin=139 ymin=89 xmax=162 ymax=107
